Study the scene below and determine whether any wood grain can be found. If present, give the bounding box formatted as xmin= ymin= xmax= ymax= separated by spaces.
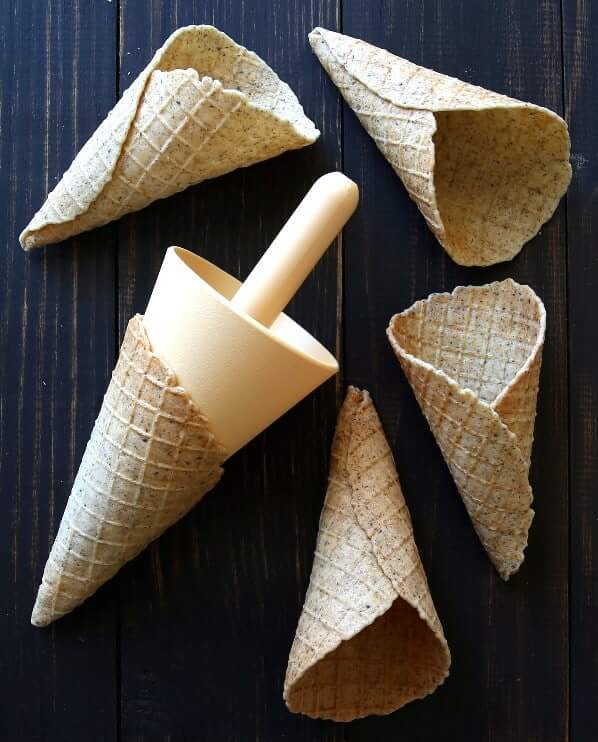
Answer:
xmin=116 ymin=2 xmax=344 ymax=739
xmin=563 ymin=0 xmax=598 ymax=738
xmin=340 ymin=2 xmax=569 ymax=740
xmin=0 ymin=0 xmax=587 ymax=738
xmin=0 ymin=0 xmax=118 ymax=739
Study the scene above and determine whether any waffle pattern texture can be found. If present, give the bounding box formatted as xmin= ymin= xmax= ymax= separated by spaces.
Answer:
xmin=309 ymin=27 xmax=571 ymax=267
xmin=387 ymin=280 xmax=545 ymax=580
xmin=284 ymin=387 xmax=450 ymax=721
xmin=21 ymin=25 xmax=319 ymax=249
xmin=31 ymin=315 xmax=227 ymax=627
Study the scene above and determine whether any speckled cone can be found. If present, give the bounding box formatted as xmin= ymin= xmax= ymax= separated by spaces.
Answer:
xmin=309 ymin=27 xmax=571 ymax=267
xmin=284 ymin=387 xmax=450 ymax=721
xmin=387 ymin=280 xmax=545 ymax=579
xmin=20 ymin=25 xmax=319 ymax=249
xmin=31 ymin=315 xmax=226 ymax=627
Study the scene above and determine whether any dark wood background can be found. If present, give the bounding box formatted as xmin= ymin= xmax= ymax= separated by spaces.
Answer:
xmin=1 ymin=1 xmax=595 ymax=739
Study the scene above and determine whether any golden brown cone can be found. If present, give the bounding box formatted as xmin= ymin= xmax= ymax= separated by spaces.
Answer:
xmin=309 ymin=27 xmax=571 ymax=266
xmin=21 ymin=25 xmax=319 ymax=249
xmin=31 ymin=315 xmax=226 ymax=627
xmin=387 ymin=279 xmax=545 ymax=579
xmin=284 ymin=387 xmax=450 ymax=721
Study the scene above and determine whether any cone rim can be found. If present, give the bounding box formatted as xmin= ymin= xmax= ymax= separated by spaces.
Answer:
xmin=387 ymin=279 xmax=546 ymax=412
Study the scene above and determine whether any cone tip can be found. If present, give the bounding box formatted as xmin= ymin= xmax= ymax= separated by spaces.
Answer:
xmin=31 ymin=592 xmax=55 ymax=628
xmin=31 ymin=607 xmax=51 ymax=628
xmin=308 ymin=27 xmax=327 ymax=49
xmin=19 ymin=227 xmax=36 ymax=251
xmin=345 ymin=385 xmax=371 ymax=407
xmin=309 ymin=27 xmax=344 ymax=46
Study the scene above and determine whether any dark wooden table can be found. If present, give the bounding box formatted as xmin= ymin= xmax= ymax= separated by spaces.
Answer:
xmin=1 ymin=1 xmax=596 ymax=740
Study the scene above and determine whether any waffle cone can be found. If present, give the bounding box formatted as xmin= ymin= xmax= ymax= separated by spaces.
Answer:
xmin=309 ymin=27 xmax=571 ymax=266
xmin=387 ymin=280 xmax=545 ymax=579
xmin=31 ymin=315 xmax=226 ymax=627
xmin=284 ymin=387 xmax=450 ymax=721
xmin=21 ymin=25 xmax=319 ymax=249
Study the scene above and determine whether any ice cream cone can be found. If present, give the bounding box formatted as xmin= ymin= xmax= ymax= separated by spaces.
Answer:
xmin=387 ymin=280 xmax=545 ymax=579
xmin=31 ymin=246 xmax=338 ymax=626
xmin=31 ymin=315 xmax=227 ymax=627
xmin=32 ymin=174 xmax=356 ymax=626
xmin=284 ymin=387 xmax=450 ymax=721
xmin=309 ymin=27 xmax=571 ymax=266
xmin=20 ymin=25 xmax=319 ymax=250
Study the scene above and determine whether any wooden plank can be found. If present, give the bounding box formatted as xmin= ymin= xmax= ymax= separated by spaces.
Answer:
xmin=563 ymin=1 xmax=598 ymax=738
xmin=117 ymin=2 xmax=344 ymax=739
xmin=0 ymin=0 xmax=118 ymax=739
xmin=340 ymin=2 xmax=568 ymax=740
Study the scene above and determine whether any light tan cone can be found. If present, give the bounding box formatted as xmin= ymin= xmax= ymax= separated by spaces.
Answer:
xmin=20 ymin=25 xmax=319 ymax=250
xmin=284 ymin=387 xmax=450 ymax=721
xmin=387 ymin=280 xmax=546 ymax=580
xmin=309 ymin=27 xmax=571 ymax=267
xmin=31 ymin=315 xmax=227 ymax=627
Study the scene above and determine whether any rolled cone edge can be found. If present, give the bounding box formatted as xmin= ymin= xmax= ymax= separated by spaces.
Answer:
xmin=31 ymin=314 xmax=227 ymax=627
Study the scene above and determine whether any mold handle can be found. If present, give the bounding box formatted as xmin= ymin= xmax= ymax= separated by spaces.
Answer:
xmin=231 ymin=172 xmax=359 ymax=327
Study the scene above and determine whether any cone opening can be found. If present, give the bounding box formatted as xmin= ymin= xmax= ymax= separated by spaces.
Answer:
xmin=433 ymin=106 xmax=571 ymax=266
xmin=20 ymin=25 xmax=319 ymax=250
xmin=285 ymin=596 xmax=449 ymax=721
xmin=389 ymin=281 xmax=544 ymax=406
xmin=155 ymin=26 xmax=319 ymax=141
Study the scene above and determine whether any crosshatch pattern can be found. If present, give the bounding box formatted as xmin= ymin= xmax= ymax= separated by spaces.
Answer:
xmin=284 ymin=388 xmax=450 ymax=721
xmin=2 ymin=0 xmax=582 ymax=738
xmin=31 ymin=315 xmax=227 ymax=627
xmin=309 ymin=27 xmax=571 ymax=267
xmin=19 ymin=25 xmax=318 ymax=249
xmin=387 ymin=280 xmax=545 ymax=580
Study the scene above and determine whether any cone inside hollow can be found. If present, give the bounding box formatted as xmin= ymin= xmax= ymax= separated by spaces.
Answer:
xmin=31 ymin=173 xmax=358 ymax=626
